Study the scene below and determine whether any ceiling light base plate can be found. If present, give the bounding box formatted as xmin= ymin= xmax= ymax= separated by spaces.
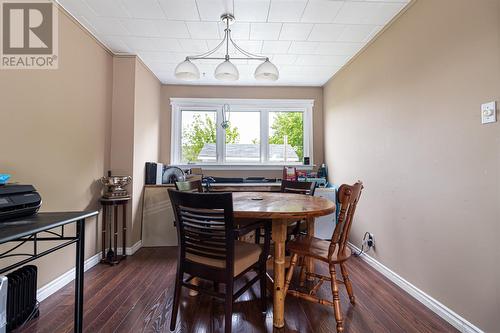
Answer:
xmin=221 ymin=13 xmax=235 ymax=25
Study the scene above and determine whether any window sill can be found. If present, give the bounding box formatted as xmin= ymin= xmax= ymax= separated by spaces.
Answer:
xmin=172 ymin=164 xmax=315 ymax=171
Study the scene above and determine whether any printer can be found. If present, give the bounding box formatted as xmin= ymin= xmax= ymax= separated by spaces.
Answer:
xmin=0 ymin=185 xmax=41 ymax=222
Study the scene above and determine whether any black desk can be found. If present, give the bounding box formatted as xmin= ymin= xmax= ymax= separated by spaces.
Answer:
xmin=0 ymin=211 xmax=98 ymax=333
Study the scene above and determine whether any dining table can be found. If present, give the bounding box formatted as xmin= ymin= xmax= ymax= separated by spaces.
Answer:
xmin=232 ymin=191 xmax=336 ymax=328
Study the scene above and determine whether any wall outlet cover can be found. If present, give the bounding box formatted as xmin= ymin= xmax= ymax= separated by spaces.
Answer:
xmin=481 ymin=101 xmax=497 ymax=124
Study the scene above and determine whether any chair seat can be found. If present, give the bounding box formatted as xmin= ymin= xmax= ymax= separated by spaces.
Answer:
xmin=186 ymin=241 xmax=262 ymax=276
xmin=287 ymin=235 xmax=352 ymax=263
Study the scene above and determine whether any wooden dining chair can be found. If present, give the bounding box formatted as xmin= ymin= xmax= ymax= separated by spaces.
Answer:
xmin=283 ymin=181 xmax=364 ymax=333
xmin=168 ymin=190 xmax=271 ymax=333
xmin=281 ymin=180 xmax=317 ymax=238
xmin=175 ymin=179 xmax=203 ymax=192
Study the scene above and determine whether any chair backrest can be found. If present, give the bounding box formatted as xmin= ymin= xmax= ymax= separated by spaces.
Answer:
xmin=175 ymin=179 xmax=203 ymax=193
xmin=168 ymin=190 xmax=235 ymax=276
xmin=281 ymin=180 xmax=316 ymax=196
xmin=330 ymin=181 xmax=364 ymax=255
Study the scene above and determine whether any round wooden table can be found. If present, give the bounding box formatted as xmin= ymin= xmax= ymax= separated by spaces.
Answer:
xmin=232 ymin=192 xmax=336 ymax=328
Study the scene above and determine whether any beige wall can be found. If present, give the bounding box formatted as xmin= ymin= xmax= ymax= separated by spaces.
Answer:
xmin=110 ymin=56 xmax=136 ymax=242
xmin=110 ymin=57 xmax=162 ymax=246
xmin=323 ymin=0 xmax=500 ymax=331
xmin=160 ymin=85 xmax=324 ymax=178
xmin=0 ymin=10 xmax=113 ymax=286
xmin=132 ymin=61 xmax=161 ymax=245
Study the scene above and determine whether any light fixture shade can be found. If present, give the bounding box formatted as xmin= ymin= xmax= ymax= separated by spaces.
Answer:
xmin=214 ymin=60 xmax=239 ymax=81
xmin=175 ymin=59 xmax=200 ymax=80
xmin=254 ymin=60 xmax=279 ymax=81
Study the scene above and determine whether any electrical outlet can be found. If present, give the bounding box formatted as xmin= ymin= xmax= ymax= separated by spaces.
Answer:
xmin=364 ymin=233 xmax=375 ymax=248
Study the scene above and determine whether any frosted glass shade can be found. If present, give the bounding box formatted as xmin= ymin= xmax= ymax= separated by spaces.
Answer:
xmin=214 ymin=60 xmax=239 ymax=81
xmin=254 ymin=60 xmax=279 ymax=81
xmin=174 ymin=59 xmax=200 ymax=80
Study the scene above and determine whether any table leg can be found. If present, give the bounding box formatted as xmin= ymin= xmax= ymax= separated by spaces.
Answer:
xmin=306 ymin=217 xmax=315 ymax=281
xmin=122 ymin=204 xmax=127 ymax=257
xmin=74 ymin=219 xmax=85 ymax=333
xmin=272 ymin=219 xmax=287 ymax=328
xmin=114 ymin=205 xmax=118 ymax=261
xmin=101 ymin=206 xmax=106 ymax=260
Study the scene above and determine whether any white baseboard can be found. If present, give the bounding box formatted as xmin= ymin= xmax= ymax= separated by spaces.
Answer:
xmin=348 ymin=243 xmax=484 ymax=333
xmin=36 ymin=252 xmax=101 ymax=302
xmin=36 ymin=240 xmax=142 ymax=302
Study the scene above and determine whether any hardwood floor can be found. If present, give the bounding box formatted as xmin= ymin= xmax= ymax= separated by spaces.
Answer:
xmin=17 ymin=247 xmax=457 ymax=333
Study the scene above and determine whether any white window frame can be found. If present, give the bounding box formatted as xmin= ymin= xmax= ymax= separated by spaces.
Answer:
xmin=170 ymin=98 xmax=314 ymax=170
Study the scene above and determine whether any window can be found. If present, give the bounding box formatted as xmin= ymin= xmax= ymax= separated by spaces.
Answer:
xmin=171 ymin=98 xmax=314 ymax=168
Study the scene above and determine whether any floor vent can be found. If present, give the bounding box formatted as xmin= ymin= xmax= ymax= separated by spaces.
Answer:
xmin=6 ymin=265 xmax=39 ymax=331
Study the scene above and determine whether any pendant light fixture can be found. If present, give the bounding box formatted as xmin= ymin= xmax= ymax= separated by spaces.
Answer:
xmin=174 ymin=14 xmax=279 ymax=82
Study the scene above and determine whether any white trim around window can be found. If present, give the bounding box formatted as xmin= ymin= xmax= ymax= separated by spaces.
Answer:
xmin=170 ymin=98 xmax=314 ymax=169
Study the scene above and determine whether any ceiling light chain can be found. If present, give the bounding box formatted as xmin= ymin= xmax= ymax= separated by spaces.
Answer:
xmin=174 ymin=13 xmax=279 ymax=82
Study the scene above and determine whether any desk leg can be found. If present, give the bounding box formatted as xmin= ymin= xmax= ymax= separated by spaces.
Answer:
xmin=306 ymin=217 xmax=315 ymax=282
xmin=272 ymin=219 xmax=287 ymax=328
xmin=74 ymin=219 xmax=85 ymax=333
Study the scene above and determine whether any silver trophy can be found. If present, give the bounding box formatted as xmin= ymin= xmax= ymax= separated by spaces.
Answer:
xmin=100 ymin=173 xmax=132 ymax=198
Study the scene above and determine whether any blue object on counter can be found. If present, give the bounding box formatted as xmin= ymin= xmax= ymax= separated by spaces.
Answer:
xmin=0 ymin=174 xmax=11 ymax=185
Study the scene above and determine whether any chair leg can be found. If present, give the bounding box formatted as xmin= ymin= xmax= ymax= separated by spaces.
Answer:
xmin=284 ymin=253 xmax=298 ymax=294
xmin=298 ymin=256 xmax=306 ymax=286
xmin=255 ymin=228 xmax=261 ymax=244
xmin=170 ymin=269 xmax=183 ymax=331
xmin=225 ymin=282 xmax=234 ymax=333
xmin=329 ymin=263 xmax=343 ymax=333
xmin=340 ymin=263 xmax=355 ymax=305
xmin=260 ymin=266 xmax=267 ymax=312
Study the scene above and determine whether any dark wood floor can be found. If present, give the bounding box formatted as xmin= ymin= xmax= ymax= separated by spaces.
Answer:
xmin=17 ymin=247 xmax=457 ymax=333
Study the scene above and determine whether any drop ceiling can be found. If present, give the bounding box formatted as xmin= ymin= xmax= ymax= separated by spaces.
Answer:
xmin=57 ymin=0 xmax=410 ymax=86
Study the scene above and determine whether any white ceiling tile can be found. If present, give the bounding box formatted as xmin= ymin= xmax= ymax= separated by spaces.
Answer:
xmin=85 ymin=17 xmax=128 ymax=35
xmin=233 ymin=40 xmax=263 ymax=55
xmin=186 ymin=21 xmax=220 ymax=39
xmin=268 ymin=0 xmax=308 ymax=22
xmin=301 ymin=0 xmax=343 ymax=23
xmin=61 ymin=0 xmax=409 ymax=85
xmin=120 ymin=0 xmax=165 ymax=19
xmin=295 ymin=54 xmax=348 ymax=66
xmin=271 ymin=54 xmax=298 ymax=65
xmin=120 ymin=19 xmax=160 ymax=37
xmin=234 ymin=0 xmax=270 ymax=22
xmin=98 ymin=35 xmax=131 ymax=53
xmin=314 ymin=42 xmax=363 ymax=55
xmin=122 ymin=37 xmax=183 ymax=52
xmin=262 ymin=41 xmax=291 ymax=54
xmin=308 ymin=24 xmax=345 ymax=42
xmin=337 ymin=24 xmax=378 ymax=42
xmin=84 ymin=0 xmax=129 ymax=18
xmin=154 ymin=21 xmax=190 ymax=39
xmin=250 ymin=23 xmax=282 ymax=40
xmin=334 ymin=2 xmax=406 ymax=25
xmin=196 ymin=0 xmax=233 ymax=21
xmin=139 ymin=51 xmax=186 ymax=64
xmin=288 ymin=41 xmax=319 ymax=54
xmin=179 ymin=39 xmax=209 ymax=53
xmin=158 ymin=0 xmax=200 ymax=21
xmin=57 ymin=0 xmax=95 ymax=20
xmin=279 ymin=23 xmax=313 ymax=41
xmin=219 ymin=22 xmax=250 ymax=40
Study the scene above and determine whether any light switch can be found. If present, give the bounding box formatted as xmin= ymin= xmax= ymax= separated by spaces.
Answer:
xmin=481 ymin=101 xmax=497 ymax=124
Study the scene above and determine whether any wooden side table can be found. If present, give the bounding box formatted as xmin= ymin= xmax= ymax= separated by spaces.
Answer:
xmin=100 ymin=197 xmax=130 ymax=265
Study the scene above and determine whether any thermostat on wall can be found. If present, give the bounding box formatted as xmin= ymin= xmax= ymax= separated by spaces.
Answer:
xmin=481 ymin=101 xmax=496 ymax=124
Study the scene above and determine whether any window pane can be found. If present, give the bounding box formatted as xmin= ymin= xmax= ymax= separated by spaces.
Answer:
xmin=181 ymin=110 xmax=217 ymax=163
xmin=225 ymin=112 xmax=260 ymax=163
xmin=268 ymin=112 xmax=303 ymax=163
